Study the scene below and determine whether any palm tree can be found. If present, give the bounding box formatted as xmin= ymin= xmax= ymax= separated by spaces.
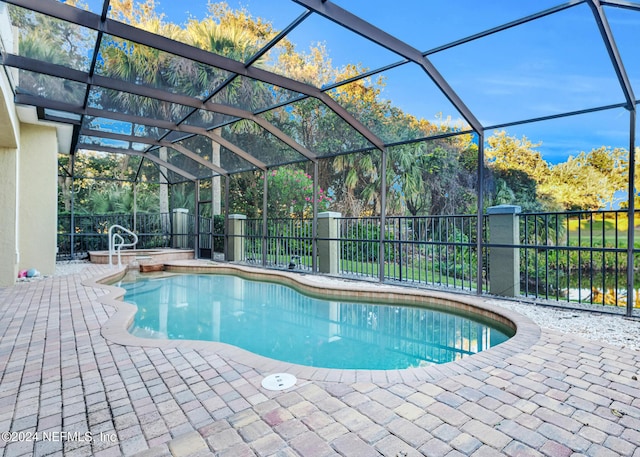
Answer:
xmin=9 ymin=2 xmax=91 ymax=103
xmin=181 ymin=9 xmax=273 ymax=215
xmin=96 ymin=2 xmax=274 ymax=219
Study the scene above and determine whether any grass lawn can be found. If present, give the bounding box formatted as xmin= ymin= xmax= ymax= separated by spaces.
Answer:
xmin=565 ymin=213 xmax=640 ymax=248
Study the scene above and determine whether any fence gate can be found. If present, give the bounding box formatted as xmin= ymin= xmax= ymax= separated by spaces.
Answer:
xmin=198 ymin=202 xmax=213 ymax=259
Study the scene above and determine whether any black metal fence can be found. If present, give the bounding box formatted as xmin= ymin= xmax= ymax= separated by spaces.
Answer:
xmin=249 ymin=208 xmax=635 ymax=315
xmin=338 ymin=215 xmax=479 ymax=291
xmin=518 ymin=210 xmax=635 ymax=308
xmin=197 ymin=215 xmax=226 ymax=259
xmin=244 ymin=218 xmax=314 ymax=270
xmin=56 ymin=212 xmax=194 ymax=260
xmin=57 ymin=210 xmax=640 ymax=315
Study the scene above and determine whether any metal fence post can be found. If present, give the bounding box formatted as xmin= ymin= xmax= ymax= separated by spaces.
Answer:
xmin=487 ymin=204 xmax=521 ymax=297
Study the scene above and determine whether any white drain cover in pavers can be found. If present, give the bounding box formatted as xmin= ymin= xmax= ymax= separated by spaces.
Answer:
xmin=261 ymin=373 xmax=297 ymax=391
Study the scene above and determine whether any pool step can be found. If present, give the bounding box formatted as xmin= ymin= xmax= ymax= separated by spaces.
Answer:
xmin=139 ymin=263 xmax=165 ymax=273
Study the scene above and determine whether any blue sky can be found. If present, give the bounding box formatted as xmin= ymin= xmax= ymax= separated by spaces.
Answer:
xmin=81 ymin=0 xmax=640 ymax=164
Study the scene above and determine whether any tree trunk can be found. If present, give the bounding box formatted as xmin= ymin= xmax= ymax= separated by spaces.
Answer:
xmin=58 ymin=175 xmax=72 ymax=212
xmin=211 ymin=131 xmax=222 ymax=216
xmin=159 ymin=147 xmax=170 ymax=235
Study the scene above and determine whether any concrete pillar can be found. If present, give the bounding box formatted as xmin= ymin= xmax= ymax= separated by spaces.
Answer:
xmin=0 ymin=66 xmax=20 ymax=286
xmin=19 ymin=124 xmax=58 ymax=277
xmin=0 ymin=123 xmax=57 ymax=284
xmin=487 ymin=205 xmax=521 ymax=297
xmin=317 ymin=212 xmax=341 ymax=274
xmin=227 ymin=214 xmax=246 ymax=262
xmin=172 ymin=208 xmax=189 ymax=248
xmin=0 ymin=146 xmax=19 ymax=286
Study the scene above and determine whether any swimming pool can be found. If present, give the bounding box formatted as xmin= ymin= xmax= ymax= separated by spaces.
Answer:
xmin=122 ymin=273 xmax=514 ymax=370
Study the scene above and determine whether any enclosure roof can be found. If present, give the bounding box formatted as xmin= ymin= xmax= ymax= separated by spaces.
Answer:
xmin=0 ymin=0 xmax=638 ymax=183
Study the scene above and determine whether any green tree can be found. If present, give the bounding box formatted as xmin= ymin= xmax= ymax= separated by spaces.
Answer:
xmin=584 ymin=146 xmax=627 ymax=208
xmin=540 ymin=147 xmax=628 ymax=211
xmin=266 ymin=167 xmax=331 ymax=218
xmin=485 ymin=131 xmax=552 ymax=211
xmin=228 ymin=171 xmax=262 ymax=218
xmin=59 ymin=150 xmax=160 ymax=214
xmin=486 ymin=131 xmax=549 ymax=181
xmin=8 ymin=0 xmax=91 ymax=107
xmin=228 ymin=167 xmax=331 ymax=219
xmin=396 ymin=136 xmax=478 ymax=216
xmin=89 ymin=1 xmax=275 ymax=220
xmin=620 ymin=147 xmax=640 ymax=209
xmin=486 ymin=131 xmax=630 ymax=211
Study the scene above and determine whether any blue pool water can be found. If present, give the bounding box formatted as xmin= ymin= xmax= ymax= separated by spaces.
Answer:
xmin=122 ymin=274 xmax=513 ymax=370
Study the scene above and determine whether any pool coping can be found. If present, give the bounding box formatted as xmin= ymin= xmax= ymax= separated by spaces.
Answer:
xmin=84 ymin=260 xmax=542 ymax=384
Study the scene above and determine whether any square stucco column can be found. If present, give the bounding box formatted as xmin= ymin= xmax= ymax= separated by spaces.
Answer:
xmin=0 ymin=67 xmax=20 ymax=286
xmin=487 ymin=205 xmax=521 ymax=297
xmin=0 ymin=146 xmax=18 ymax=286
xmin=318 ymin=212 xmax=341 ymax=274
xmin=172 ymin=208 xmax=189 ymax=248
xmin=227 ymin=214 xmax=246 ymax=262
xmin=19 ymin=124 xmax=58 ymax=278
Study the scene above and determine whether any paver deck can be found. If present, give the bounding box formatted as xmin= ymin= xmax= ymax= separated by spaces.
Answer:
xmin=1 ymin=263 xmax=639 ymax=457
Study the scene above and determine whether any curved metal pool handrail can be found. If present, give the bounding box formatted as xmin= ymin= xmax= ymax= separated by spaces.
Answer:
xmin=108 ymin=224 xmax=139 ymax=267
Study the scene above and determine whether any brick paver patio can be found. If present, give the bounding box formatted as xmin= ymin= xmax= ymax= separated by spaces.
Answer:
xmin=1 ymin=264 xmax=639 ymax=457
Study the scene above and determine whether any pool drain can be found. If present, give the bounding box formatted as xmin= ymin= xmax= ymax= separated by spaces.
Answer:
xmin=261 ymin=373 xmax=297 ymax=391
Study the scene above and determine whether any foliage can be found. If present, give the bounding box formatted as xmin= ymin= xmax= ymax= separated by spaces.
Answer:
xmin=341 ymin=221 xmax=396 ymax=263
xmin=268 ymin=219 xmax=314 ymax=257
xmin=441 ymin=226 xmax=474 ymax=281
xmin=485 ymin=131 xmax=552 ymax=212
xmin=72 ymin=181 xmax=160 ymax=215
xmin=228 ymin=171 xmax=262 ymax=218
xmin=169 ymin=182 xmax=196 ymax=214
xmin=392 ymin=136 xmax=478 ymax=216
xmin=486 ymin=131 xmax=549 ymax=180
xmin=44 ymin=2 xmax=635 ymax=221
xmin=540 ymin=147 xmax=627 ymax=211
xmin=265 ymin=168 xmax=332 ymax=218
xmin=213 ymin=214 xmax=225 ymax=252
xmin=228 ymin=167 xmax=331 ymax=218
xmin=9 ymin=0 xmax=92 ymax=102
xmin=57 ymin=151 xmax=161 ymax=215
xmin=486 ymin=131 xmax=630 ymax=212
